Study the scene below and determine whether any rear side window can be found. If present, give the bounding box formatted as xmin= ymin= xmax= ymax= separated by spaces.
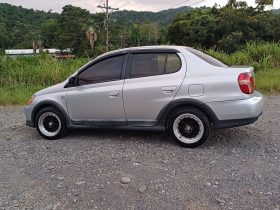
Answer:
xmin=166 ymin=54 xmax=182 ymax=73
xmin=130 ymin=53 xmax=181 ymax=78
xmin=186 ymin=47 xmax=228 ymax=67
xmin=78 ymin=55 xmax=125 ymax=85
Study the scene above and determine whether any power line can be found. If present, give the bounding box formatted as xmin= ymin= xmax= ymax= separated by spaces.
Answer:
xmin=170 ymin=0 xmax=192 ymax=9
xmin=118 ymin=0 xmax=135 ymax=10
xmin=97 ymin=0 xmax=205 ymax=49
xmin=111 ymin=0 xmax=127 ymax=8
xmin=155 ymin=0 xmax=206 ymax=22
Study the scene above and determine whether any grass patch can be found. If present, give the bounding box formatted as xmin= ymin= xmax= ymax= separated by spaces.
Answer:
xmin=0 ymin=42 xmax=279 ymax=105
xmin=0 ymin=54 xmax=88 ymax=105
xmin=0 ymin=86 xmax=44 ymax=105
xmin=255 ymin=68 xmax=280 ymax=94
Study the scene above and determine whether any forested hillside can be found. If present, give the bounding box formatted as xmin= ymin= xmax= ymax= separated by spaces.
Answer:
xmin=0 ymin=1 xmax=279 ymax=55
xmin=0 ymin=3 xmax=59 ymax=49
xmin=167 ymin=5 xmax=280 ymax=52
xmin=0 ymin=3 xmax=191 ymax=52
xmin=111 ymin=6 xmax=192 ymax=25
xmin=272 ymin=8 xmax=280 ymax=13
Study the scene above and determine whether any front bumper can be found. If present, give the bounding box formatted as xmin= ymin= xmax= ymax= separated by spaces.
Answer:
xmin=206 ymin=91 xmax=263 ymax=129
xmin=24 ymin=105 xmax=35 ymax=127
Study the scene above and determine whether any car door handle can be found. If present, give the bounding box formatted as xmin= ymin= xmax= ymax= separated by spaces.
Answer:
xmin=162 ymin=87 xmax=177 ymax=94
xmin=108 ymin=91 xmax=120 ymax=98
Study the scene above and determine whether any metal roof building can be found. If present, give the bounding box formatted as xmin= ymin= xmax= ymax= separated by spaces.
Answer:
xmin=5 ymin=49 xmax=59 ymax=55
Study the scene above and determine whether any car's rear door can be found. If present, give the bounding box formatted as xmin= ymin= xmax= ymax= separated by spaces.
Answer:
xmin=123 ymin=50 xmax=186 ymax=126
xmin=66 ymin=53 xmax=128 ymax=125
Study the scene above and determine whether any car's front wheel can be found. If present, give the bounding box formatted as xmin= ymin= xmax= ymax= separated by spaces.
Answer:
xmin=35 ymin=107 xmax=67 ymax=140
xmin=168 ymin=108 xmax=211 ymax=148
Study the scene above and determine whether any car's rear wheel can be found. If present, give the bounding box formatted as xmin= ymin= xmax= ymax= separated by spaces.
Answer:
xmin=168 ymin=108 xmax=211 ymax=148
xmin=35 ymin=107 xmax=67 ymax=140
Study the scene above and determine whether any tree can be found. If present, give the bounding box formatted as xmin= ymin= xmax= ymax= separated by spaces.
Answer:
xmin=0 ymin=15 xmax=11 ymax=49
xmin=130 ymin=23 xmax=141 ymax=46
xmin=0 ymin=3 xmax=59 ymax=49
xmin=227 ymin=0 xmax=238 ymax=8
xmin=139 ymin=23 xmax=159 ymax=46
xmin=256 ymin=0 xmax=273 ymax=11
xmin=227 ymin=0 xmax=248 ymax=9
xmin=167 ymin=9 xmax=217 ymax=48
xmin=57 ymin=5 xmax=92 ymax=55
xmin=166 ymin=5 xmax=280 ymax=53
xmin=40 ymin=19 xmax=59 ymax=48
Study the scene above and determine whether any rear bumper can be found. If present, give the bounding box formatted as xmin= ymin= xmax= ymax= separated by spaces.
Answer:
xmin=207 ymin=91 xmax=263 ymax=129
xmin=213 ymin=115 xmax=261 ymax=129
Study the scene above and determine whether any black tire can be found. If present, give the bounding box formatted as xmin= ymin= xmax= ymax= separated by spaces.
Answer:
xmin=167 ymin=107 xmax=211 ymax=148
xmin=35 ymin=107 xmax=67 ymax=140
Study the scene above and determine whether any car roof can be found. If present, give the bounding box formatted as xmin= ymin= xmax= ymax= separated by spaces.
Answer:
xmin=101 ymin=45 xmax=187 ymax=57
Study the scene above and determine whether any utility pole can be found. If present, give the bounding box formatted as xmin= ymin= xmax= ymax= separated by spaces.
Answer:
xmin=97 ymin=0 xmax=119 ymax=52
xmin=120 ymin=33 xmax=125 ymax=48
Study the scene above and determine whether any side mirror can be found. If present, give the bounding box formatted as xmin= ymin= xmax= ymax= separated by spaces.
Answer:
xmin=68 ymin=76 xmax=78 ymax=86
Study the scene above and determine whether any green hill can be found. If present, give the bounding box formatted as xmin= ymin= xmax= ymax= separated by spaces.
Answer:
xmin=272 ymin=8 xmax=280 ymax=14
xmin=111 ymin=6 xmax=192 ymax=25
xmin=0 ymin=3 xmax=193 ymax=49
xmin=0 ymin=3 xmax=59 ymax=49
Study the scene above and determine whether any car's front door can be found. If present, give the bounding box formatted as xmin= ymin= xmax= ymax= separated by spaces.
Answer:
xmin=123 ymin=52 xmax=186 ymax=126
xmin=66 ymin=54 xmax=127 ymax=125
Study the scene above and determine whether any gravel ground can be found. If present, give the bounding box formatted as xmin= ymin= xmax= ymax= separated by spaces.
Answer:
xmin=0 ymin=96 xmax=279 ymax=210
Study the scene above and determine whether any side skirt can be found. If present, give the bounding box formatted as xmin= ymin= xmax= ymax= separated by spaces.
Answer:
xmin=70 ymin=120 xmax=164 ymax=131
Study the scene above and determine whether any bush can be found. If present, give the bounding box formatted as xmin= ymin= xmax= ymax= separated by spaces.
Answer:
xmin=0 ymin=42 xmax=279 ymax=105
xmin=0 ymin=54 xmax=88 ymax=88
xmin=206 ymin=42 xmax=280 ymax=71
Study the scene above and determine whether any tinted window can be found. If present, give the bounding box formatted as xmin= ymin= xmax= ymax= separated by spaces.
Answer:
xmin=166 ymin=54 xmax=182 ymax=73
xmin=78 ymin=55 xmax=125 ymax=85
xmin=186 ymin=47 xmax=228 ymax=67
xmin=130 ymin=53 xmax=181 ymax=78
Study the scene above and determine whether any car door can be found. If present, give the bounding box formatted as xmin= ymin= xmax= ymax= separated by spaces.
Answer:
xmin=123 ymin=51 xmax=186 ymax=125
xmin=66 ymin=54 xmax=127 ymax=125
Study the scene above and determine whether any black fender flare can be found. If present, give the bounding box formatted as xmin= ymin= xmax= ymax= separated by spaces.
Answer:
xmin=156 ymin=98 xmax=219 ymax=128
xmin=31 ymin=100 xmax=71 ymax=127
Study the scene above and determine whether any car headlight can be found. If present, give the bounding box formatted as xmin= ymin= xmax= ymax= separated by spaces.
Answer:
xmin=27 ymin=95 xmax=36 ymax=105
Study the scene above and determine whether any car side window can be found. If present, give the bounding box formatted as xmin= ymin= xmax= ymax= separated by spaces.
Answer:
xmin=78 ymin=55 xmax=125 ymax=85
xmin=166 ymin=53 xmax=182 ymax=74
xmin=130 ymin=53 xmax=181 ymax=79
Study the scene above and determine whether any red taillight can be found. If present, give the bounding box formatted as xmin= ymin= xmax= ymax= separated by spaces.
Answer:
xmin=238 ymin=72 xmax=255 ymax=94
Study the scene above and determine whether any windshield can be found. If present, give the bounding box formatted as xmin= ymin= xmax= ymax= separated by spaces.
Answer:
xmin=186 ymin=47 xmax=228 ymax=67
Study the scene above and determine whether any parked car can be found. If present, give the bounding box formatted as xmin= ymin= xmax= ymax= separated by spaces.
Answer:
xmin=24 ymin=46 xmax=263 ymax=148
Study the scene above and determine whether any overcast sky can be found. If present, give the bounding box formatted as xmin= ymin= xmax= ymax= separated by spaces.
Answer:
xmin=0 ymin=0 xmax=279 ymax=13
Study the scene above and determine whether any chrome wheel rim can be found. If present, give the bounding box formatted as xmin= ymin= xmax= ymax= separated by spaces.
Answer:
xmin=173 ymin=113 xmax=204 ymax=144
xmin=38 ymin=112 xmax=61 ymax=137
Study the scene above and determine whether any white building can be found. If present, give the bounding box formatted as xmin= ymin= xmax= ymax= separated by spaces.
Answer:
xmin=5 ymin=49 xmax=59 ymax=56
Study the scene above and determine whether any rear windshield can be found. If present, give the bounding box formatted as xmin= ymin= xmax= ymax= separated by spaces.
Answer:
xmin=186 ymin=47 xmax=228 ymax=67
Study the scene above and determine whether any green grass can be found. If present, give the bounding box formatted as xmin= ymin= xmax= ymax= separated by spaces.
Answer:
xmin=206 ymin=42 xmax=280 ymax=71
xmin=0 ymin=54 xmax=88 ymax=105
xmin=255 ymin=68 xmax=280 ymax=94
xmin=0 ymin=86 xmax=44 ymax=105
xmin=0 ymin=42 xmax=279 ymax=105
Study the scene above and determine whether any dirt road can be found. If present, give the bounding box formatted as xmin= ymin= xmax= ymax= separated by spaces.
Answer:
xmin=0 ymin=96 xmax=279 ymax=209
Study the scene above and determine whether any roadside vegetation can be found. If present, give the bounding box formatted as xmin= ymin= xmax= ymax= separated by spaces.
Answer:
xmin=0 ymin=54 xmax=87 ymax=104
xmin=0 ymin=0 xmax=279 ymax=105
xmin=0 ymin=42 xmax=279 ymax=105
xmin=0 ymin=0 xmax=279 ymax=55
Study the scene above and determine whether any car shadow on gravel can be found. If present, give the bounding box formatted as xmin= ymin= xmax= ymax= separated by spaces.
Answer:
xmin=205 ymin=127 xmax=259 ymax=148
xmin=66 ymin=128 xmax=175 ymax=146
xmin=38 ymin=126 xmax=258 ymax=149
